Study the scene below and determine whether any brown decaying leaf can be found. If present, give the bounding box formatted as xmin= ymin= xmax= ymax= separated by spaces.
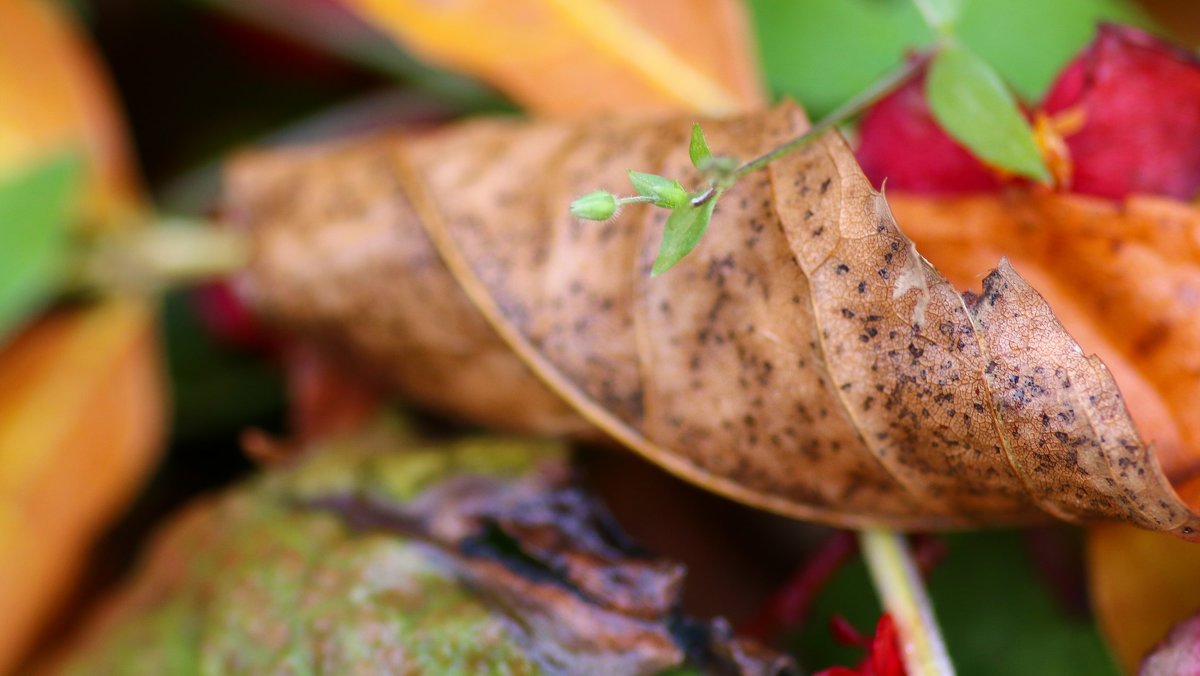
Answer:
xmin=226 ymin=102 xmax=1200 ymax=537
xmin=49 ymin=428 xmax=794 ymax=675
xmin=887 ymin=192 xmax=1200 ymax=502
xmin=342 ymin=0 xmax=764 ymax=117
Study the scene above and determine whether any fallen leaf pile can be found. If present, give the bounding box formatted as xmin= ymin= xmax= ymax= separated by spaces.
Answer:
xmin=49 ymin=421 xmax=793 ymax=675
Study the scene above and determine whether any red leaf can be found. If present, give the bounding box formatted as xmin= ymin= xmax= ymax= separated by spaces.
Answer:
xmin=1041 ymin=24 xmax=1200 ymax=200
xmin=856 ymin=59 xmax=1002 ymax=194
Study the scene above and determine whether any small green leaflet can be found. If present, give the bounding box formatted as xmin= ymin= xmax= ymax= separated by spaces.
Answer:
xmin=688 ymin=123 xmax=712 ymax=169
xmin=926 ymin=43 xmax=1051 ymax=183
xmin=627 ymin=171 xmax=688 ymax=208
xmin=0 ymin=150 xmax=85 ymax=343
xmin=912 ymin=0 xmax=962 ymax=33
xmin=651 ymin=195 xmax=719 ymax=277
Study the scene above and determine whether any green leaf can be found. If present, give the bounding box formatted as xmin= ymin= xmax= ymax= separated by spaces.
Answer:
xmin=688 ymin=123 xmax=712 ymax=170
xmin=627 ymin=171 xmax=688 ymax=208
xmin=926 ymin=43 xmax=1051 ymax=183
xmin=750 ymin=0 xmax=1150 ymax=119
xmin=651 ymin=196 xmax=718 ymax=277
xmin=0 ymin=151 xmax=84 ymax=343
xmin=913 ymin=0 xmax=963 ymax=32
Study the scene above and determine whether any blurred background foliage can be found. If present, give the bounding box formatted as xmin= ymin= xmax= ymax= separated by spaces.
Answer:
xmin=10 ymin=0 xmax=1198 ymax=671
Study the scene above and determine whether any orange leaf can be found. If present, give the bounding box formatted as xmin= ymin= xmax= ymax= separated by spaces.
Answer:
xmin=341 ymin=0 xmax=764 ymax=116
xmin=0 ymin=2 xmax=163 ymax=670
xmin=0 ymin=0 xmax=143 ymax=226
xmin=1087 ymin=524 xmax=1200 ymax=673
xmin=888 ymin=191 xmax=1200 ymax=489
xmin=0 ymin=300 xmax=164 ymax=672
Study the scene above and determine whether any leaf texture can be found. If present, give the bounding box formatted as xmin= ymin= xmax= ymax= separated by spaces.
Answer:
xmin=227 ymin=103 xmax=1200 ymax=537
xmin=51 ymin=425 xmax=793 ymax=675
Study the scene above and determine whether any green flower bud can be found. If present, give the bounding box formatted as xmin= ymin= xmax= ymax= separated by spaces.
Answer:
xmin=570 ymin=190 xmax=618 ymax=220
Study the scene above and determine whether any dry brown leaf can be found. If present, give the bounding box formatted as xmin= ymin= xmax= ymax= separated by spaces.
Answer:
xmin=342 ymin=0 xmax=764 ymax=117
xmin=887 ymin=192 xmax=1200 ymax=502
xmin=227 ymin=102 xmax=1200 ymax=537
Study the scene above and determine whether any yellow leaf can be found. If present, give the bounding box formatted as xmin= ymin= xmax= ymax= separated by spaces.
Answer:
xmin=1087 ymin=524 xmax=1200 ymax=673
xmin=0 ymin=300 xmax=163 ymax=672
xmin=343 ymin=0 xmax=765 ymax=116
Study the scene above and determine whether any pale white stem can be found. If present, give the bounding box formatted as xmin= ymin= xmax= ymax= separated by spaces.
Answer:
xmin=859 ymin=528 xmax=956 ymax=676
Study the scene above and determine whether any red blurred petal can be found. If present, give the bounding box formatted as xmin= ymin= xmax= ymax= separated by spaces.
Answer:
xmin=816 ymin=614 xmax=907 ymax=676
xmin=869 ymin=614 xmax=906 ymax=676
xmin=830 ymin=614 xmax=870 ymax=648
xmin=1042 ymin=24 xmax=1200 ymax=200
xmin=856 ymin=59 xmax=1002 ymax=194
xmin=741 ymin=531 xmax=858 ymax=640
xmin=192 ymin=280 xmax=278 ymax=352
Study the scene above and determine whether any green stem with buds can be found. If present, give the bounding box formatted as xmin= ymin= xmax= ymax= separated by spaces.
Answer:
xmin=689 ymin=57 xmax=921 ymax=208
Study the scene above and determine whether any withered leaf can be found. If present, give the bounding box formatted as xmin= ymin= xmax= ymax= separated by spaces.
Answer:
xmin=52 ymin=423 xmax=792 ymax=675
xmin=226 ymin=103 xmax=1200 ymax=537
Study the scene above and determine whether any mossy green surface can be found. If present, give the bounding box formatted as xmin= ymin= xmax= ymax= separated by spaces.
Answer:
xmin=61 ymin=425 xmax=559 ymax=675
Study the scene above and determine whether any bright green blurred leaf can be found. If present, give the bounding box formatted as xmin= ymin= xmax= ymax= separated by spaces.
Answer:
xmin=927 ymin=44 xmax=1050 ymax=182
xmin=750 ymin=0 xmax=1149 ymax=119
xmin=651 ymin=197 xmax=718 ymax=277
xmin=689 ymin=123 xmax=712 ymax=170
xmin=913 ymin=0 xmax=963 ymax=33
xmin=0 ymin=151 xmax=84 ymax=343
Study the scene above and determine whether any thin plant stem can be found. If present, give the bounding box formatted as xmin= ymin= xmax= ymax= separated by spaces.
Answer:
xmin=70 ymin=218 xmax=249 ymax=294
xmin=859 ymin=529 xmax=955 ymax=676
xmin=618 ymin=195 xmax=658 ymax=205
xmin=688 ymin=57 xmax=921 ymax=208
xmin=735 ymin=58 xmax=922 ymax=179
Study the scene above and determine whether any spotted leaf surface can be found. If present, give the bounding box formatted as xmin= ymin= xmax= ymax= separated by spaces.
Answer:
xmin=227 ymin=103 xmax=1200 ymax=537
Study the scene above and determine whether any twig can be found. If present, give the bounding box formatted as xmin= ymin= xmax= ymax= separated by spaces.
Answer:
xmin=732 ymin=58 xmax=923 ymax=180
xmin=859 ymin=529 xmax=955 ymax=676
